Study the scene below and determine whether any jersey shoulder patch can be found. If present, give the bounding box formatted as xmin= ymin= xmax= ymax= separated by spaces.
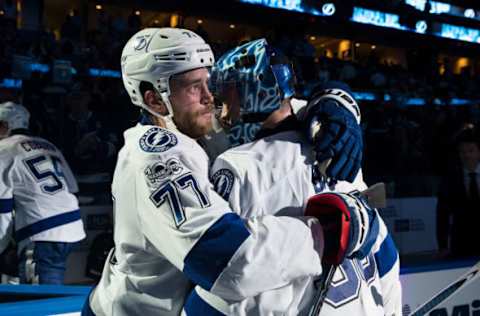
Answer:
xmin=139 ymin=127 xmax=178 ymax=153
xmin=211 ymin=168 xmax=235 ymax=201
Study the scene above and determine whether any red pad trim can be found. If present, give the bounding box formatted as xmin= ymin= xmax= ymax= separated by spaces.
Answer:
xmin=305 ymin=193 xmax=351 ymax=265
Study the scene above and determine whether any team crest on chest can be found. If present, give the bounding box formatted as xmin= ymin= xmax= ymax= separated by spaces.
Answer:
xmin=211 ymin=168 xmax=234 ymax=200
xmin=140 ymin=127 xmax=178 ymax=153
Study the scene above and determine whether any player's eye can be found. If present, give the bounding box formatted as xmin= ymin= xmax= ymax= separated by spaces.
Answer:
xmin=186 ymin=82 xmax=202 ymax=94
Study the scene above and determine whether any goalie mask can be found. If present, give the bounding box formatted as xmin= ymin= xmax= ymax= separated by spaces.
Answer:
xmin=211 ymin=38 xmax=295 ymax=145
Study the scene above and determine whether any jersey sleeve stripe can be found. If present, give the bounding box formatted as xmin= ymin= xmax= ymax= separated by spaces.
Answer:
xmin=374 ymin=234 xmax=399 ymax=278
xmin=355 ymin=211 xmax=380 ymax=258
xmin=15 ymin=209 xmax=82 ymax=242
xmin=0 ymin=199 xmax=13 ymax=213
xmin=183 ymin=212 xmax=250 ymax=291
xmin=184 ymin=288 xmax=226 ymax=316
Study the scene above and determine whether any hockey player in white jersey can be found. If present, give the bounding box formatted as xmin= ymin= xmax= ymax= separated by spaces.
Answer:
xmin=182 ymin=39 xmax=402 ymax=316
xmin=83 ymin=28 xmax=379 ymax=316
xmin=0 ymin=101 xmax=85 ymax=284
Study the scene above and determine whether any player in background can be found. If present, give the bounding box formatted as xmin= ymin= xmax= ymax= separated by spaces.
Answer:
xmin=182 ymin=39 xmax=402 ymax=316
xmin=83 ymin=28 xmax=377 ymax=316
xmin=0 ymin=101 xmax=86 ymax=285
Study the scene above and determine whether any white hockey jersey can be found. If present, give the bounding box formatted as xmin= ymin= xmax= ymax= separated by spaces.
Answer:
xmin=0 ymin=134 xmax=85 ymax=254
xmin=185 ymin=130 xmax=401 ymax=316
xmin=88 ymin=124 xmax=326 ymax=316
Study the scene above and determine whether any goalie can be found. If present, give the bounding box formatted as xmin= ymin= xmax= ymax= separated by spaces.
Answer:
xmin=182 ymin=39 xmax=402 ymax=316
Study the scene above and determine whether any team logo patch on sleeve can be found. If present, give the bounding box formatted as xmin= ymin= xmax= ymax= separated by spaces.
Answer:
xmin=140 ymin=127 xmax=178 ymax=152
xmin=145 ymin=158 xmax=183 ymax=187
xmin=211 ymin=168 xmax=234 ymax=200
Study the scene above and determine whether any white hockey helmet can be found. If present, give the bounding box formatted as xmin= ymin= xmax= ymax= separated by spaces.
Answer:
xmin=121 ymin=27 xmax=215 ymax=126
xmin=0 ymin=101 xmax=30 ymax=131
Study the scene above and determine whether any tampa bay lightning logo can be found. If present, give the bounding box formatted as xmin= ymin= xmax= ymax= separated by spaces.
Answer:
xmin=211 ymin=168 xmax=234 ymax=200
xmin=133 ymin=34 xmax=151 ymax=51
xmin=139 ymin=127 xmax=178 ymax=152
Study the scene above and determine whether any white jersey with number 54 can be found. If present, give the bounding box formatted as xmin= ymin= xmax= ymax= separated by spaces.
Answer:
xmin=0 ymin=134 xmax=85 ymax=254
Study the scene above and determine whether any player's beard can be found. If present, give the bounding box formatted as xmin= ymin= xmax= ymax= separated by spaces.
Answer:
xmin=175 ymin=104 xmax=214 ymax=139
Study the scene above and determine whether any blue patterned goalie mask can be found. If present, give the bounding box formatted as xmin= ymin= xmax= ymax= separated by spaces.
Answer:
xmin=211 ymin=39 xmax=295 ymax=145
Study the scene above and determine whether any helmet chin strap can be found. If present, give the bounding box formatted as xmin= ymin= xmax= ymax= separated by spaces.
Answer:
xmin=141 ymin=92 xmax=179 ymax=133
xmin=159 ymin=92 xmax=179 ymax=132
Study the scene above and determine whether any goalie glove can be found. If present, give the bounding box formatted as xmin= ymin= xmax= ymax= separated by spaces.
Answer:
xmin=305 ymin=192 xmax=379 ymax=265
xmin=305 ymin=81 xmax=362 ymax=182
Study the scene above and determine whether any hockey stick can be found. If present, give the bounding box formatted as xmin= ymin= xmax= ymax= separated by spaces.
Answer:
xmin=308 ymin=263 xmax=337 ymax=316
xmin=409 ymin=260 xmax=480 ymax=316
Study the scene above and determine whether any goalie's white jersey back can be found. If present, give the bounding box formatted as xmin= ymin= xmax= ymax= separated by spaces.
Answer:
xmin=198 ymin=130 xmax=403 ymax=316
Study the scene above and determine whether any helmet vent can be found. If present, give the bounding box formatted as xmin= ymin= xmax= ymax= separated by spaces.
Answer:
xmin=154 ymin=54 xmax=187 ymax=61
xmin=159 ymin=34 xmax=169 ymax=39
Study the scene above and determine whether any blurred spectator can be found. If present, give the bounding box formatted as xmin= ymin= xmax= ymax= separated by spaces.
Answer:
xmin=62 ymin=82 xmax=118 ymax=176
xmin=370 ymin=66 xmax=387 ymax=88
xmin=112 ymin=14 xmax=127 ymax=36
xmin=316 ymin=60 xmax=330 ymax=84
xmin=61 ymin=13 xmax=80 ymax=40
xmin=339 ymin=61 xmax=357 ymax=84
xmin=195 ymin=24 xmax=209 ymax=43
xmin=127 ymin=9 xmax=141 ymax=34
xmin=96 ymin=9 xmax=110 ymax=36
xmin=437 ymin=128 xmax=480 ymax=258
xmin=1 ymin=0 xmax=16 ymax=27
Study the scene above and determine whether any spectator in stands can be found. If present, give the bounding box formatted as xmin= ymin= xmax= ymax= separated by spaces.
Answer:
xmin=339 ymin=61 xmax=357 ymax=84
xmin=370 ymin=66 xmax=387 ymax=88
xmin=111 ymin=13 xmax=127 ymax=37
xmin=127 ymin=9 xmax=141 ymax=34
xmin=61 ymin=13 xmax=80 ymax=40
xmin=437 ymin=128 xmax=480 ymax=258
xmin=1 ymin=0 xmax=16 ymax=28
xmin=62 ymin=82 xmax=118 ymax=176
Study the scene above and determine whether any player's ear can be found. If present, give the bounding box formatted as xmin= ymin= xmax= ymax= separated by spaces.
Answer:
xmin=143 ymin=90 xmax=169 ymax=116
